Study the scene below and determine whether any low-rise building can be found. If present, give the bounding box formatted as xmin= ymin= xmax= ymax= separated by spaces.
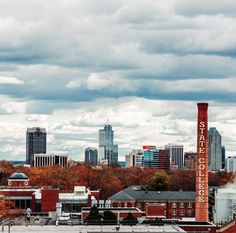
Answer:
xmin=33 ymin=154 xmax=68 ymax=168
xmin=109 ymin=186 xmax=195 ymax=219
xmin=213 ymin=188 xmax=236 ymax=224
xmin=0 ymin=172 xmax=99 ymax=217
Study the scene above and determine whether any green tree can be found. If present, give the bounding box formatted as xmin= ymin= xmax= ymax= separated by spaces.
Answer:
xmin=121 ymin=212 xmax=138 ymax=225
xmin=103 ymin=210 xmax=117 ymax=225
xmin=85 ymin=206 xmax=102 ymax=225
xmin=146 ymin=171 xmax=169 ymax=191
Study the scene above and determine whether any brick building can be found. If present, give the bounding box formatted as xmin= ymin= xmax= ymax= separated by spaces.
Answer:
xmin=109 ymin=186 xmax=195 ymax=219
xmin=0 ymin=172 xmax=99 ymax=215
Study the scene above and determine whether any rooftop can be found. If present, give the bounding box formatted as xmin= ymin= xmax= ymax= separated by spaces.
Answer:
xmin=109 ymin=186 xmax=195 ymax=201
xmin=27 ymin=127 xmax=46 ymax=133
xmin=8 ymin=225 xmax=186 ymax=233
xmin=8 ymin=172 xmax=29 ymax=180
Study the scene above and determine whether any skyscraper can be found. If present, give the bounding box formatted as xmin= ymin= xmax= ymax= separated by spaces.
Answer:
xmin=165 ymin=144 xmax=184 ymax=168
xmin=222 ymin=146 xmax=226 ymax=170
xmin=208 ymin=127 xmax=222 ymax=171
xmin=85 ymin=147 xmax=98 ymax=166
xmin=26 ymin=127 xmax=46 ymax=166
xmin=99 ymin=124 xmax=118 ymax=166
xmin=226 ymin=156 xmax=236 ymax=172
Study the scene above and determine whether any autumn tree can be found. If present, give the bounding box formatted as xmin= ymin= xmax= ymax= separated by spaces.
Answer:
xmin=168 ymin=170 xmax=195 ymax=191
xmin=146 ymin=170 xmax=169 ymax=191
xmin=0 ymin=198 xmax=13 ymax=218
xmin=96 ymin=167 xmax=124 ymax=200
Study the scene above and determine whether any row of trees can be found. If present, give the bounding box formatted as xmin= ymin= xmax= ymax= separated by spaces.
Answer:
xmin=0 ymin=161 xmax=235 ymax=200
xmin=85 ymin=206 xmax=138 ymax=225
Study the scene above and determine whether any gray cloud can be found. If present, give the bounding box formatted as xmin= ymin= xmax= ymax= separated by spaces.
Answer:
xmin=0 ymin=1 xmax=236 ymax=160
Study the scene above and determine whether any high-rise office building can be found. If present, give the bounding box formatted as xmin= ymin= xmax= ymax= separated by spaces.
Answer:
xmin=208 ymin=127 xmax=222 ymax=171
xmin=125 ymin=149 xmax=144 ymax=168
xmin=26 ymin=127 xmax=46 ymax=166
xmin=143 ymin=148 xmax=170 ymax=170
xmin=165 ymin=144 xmax=184 ymax=168
xmin=226 ymin=156 xmax=236 ymax=172
xmin=99 ymin=124 xmax=118 ymax=166
xmin=85 ymin=147 xmax=98 ymax=166
xmin=222 ymin=146 xmax=226 ymax=170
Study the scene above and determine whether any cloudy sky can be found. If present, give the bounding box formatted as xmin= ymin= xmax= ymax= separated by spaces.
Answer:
xmin=0 ymin=0 xmax=236 ymax=161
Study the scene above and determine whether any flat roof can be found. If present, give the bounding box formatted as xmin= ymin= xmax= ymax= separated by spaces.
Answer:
xmin=9 ymin=225 xmax=186 ymax=233
xmin=82 ymin=207 xmax=143 ymax=213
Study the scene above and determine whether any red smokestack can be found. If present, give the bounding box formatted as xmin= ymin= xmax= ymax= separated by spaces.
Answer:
xmin=195 ymin=103 xmax=209 ymax=222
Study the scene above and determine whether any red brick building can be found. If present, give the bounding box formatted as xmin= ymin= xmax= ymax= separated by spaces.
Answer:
xmin=109 ymin=186 xmax=195 ymax=219
xmin=216 ymin=219 xmax=236 ymax=233
xmin=0 ymin=172 xmax=59 ymax=213
xmin=0 ymin=172 xmax=99 ymax=215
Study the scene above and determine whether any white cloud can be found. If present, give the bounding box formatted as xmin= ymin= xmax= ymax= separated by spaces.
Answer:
xmin=87 ymin=73 xmax=110 ymax=90
xmin=0 ymin=96 xmax=27 ymax=114
xmin=25 ymin=114 xmax=48 ymax=122
xmin=66 ymin=79 xmax=82 ymax=89
xmin=0 ymin=76 xmax=24 ymax=84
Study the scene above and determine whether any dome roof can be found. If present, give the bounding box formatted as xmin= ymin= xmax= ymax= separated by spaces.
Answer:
xmin=9 ymin=172 xmax=29 ymax=180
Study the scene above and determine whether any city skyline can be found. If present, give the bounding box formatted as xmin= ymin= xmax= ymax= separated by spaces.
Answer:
xmin=0 ymin=1 xmax=236 ymax=161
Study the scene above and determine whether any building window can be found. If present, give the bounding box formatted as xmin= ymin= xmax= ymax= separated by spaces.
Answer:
xmin=179 ymin=202 xmax=184 ymax=208
xmin=187 ymin=202 xmax=192 ymax=208
xmin=180 ymin=209 xmax=185 ymax=216
xmin=172 ymin=209 xmax=176 ymax=216
xmin=187 ymin=209 xmax=192 ymax=216
xmin=172 ymin=202 xmax=177 ymax=208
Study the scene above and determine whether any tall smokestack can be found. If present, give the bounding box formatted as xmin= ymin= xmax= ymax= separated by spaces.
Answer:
xmin=195 ymin=103 xmax=209 ymax=222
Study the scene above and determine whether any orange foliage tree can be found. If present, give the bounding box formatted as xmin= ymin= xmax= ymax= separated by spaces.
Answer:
xmin=0 ymin=198 xmax=13 ymax=218
xmin=1 ymin=161 xmax=236 ymax=199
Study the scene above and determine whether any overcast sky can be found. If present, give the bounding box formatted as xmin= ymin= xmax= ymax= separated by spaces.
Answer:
xmin=0 ymin=0 xmax=236 ymax=161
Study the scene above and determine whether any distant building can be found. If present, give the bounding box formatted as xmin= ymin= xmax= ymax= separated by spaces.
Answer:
xmin=99 ymin=124 xmax=118 ymax=166
xmin=184 ymin=152 xmax=196 ymax=169
xmin=125 ymin=149 xmax=144 ymax=168
xmin=222 ymin=146 xmax=226 ymax=169
xmin=165 ymin=144 xmax=184 ymax=168
xmin=213 ymin=188 xmax=236 ymax=224
xmin=33 ymin=154 xmax=68 ymax=168
xmin=119 ymin=161 xmax=126 ymax=168
xmin=226 ymin=156 xmax=236 ymax=172
xmin=26 ymin=127 xmax=46 ymax=166
xmin=143 ymin=148 xmax=170 ymax=170
xmin=208 ymin=127 xmax=222 ymax=171
xmin=85 ymin=147 xmax=98 ymax=166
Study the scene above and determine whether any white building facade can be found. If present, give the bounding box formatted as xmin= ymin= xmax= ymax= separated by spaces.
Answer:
xmin=125 ymin=149 xmax=143 ymax=168
xmin=226 ymin=156 xmax=236 ymax=172
xmin=213 ymin=188 xmax=236 ymax=224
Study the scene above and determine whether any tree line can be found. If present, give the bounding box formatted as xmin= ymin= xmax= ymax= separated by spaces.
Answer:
xmin=0 ymin=160 xmax=234 ymax=199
